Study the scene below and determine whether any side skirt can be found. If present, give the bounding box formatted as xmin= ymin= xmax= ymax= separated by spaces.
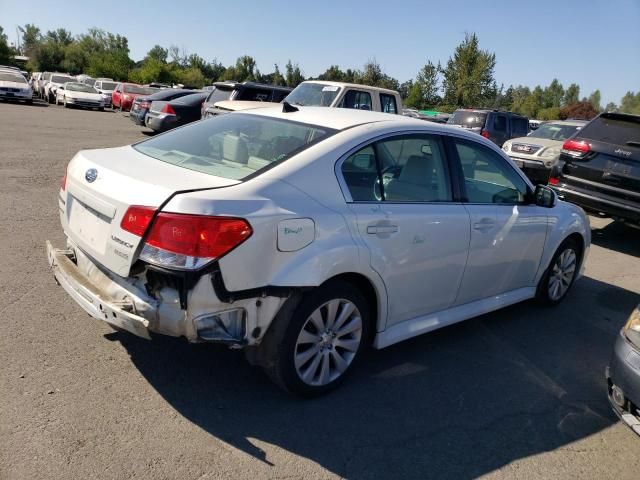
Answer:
xmin=373 ymin=287 xmax=536 ymax=349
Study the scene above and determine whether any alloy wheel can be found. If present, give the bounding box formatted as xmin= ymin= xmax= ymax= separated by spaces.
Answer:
xmin=548 ymin=248 xmax=577 ymax=301
xmin=294 ymin=299 xmax=363 ymax=386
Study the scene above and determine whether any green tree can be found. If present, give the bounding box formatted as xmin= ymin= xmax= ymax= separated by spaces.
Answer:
xmin=398 ymin=79 xmax=413 ymax=100
xmin=413 ymin=61 xmax=441 ymax=108
xmin=45 ymin=28 xmax=73 ymax=46
xmin=0 ymin=26 xmax=15 ymax=65
xmin=285 ymin=60 xmax=304 ymax=87
xmin=542 ymin=79 xmax=564 ymax=108
xmin=619 ymin=91 xmax=640 ymax=114
xmin=604 ymin=102 xmax=618 ymax=112
xmin=564 ymin=83 xmax=580 ymax=105
xmin=441 ymin=33 xmax=496 ymax=107
xmin=146 ymin=45 xmax=168 ymax=63
xmin=318 ymin=65 xmax=346 ymax=82
xmin=509 ymin=85 xmax=531 ymax=114
xmin=588 ymin=89 xmax=602 ymax=112
xmin=18 ymin=24 xmax=41 ymax=57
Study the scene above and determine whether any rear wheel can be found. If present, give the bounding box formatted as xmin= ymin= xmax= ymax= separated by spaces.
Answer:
xmin=537 ymin=238 xmax=580 ymax=305
xmin=260 ymin=280 xmax=370 ymax=396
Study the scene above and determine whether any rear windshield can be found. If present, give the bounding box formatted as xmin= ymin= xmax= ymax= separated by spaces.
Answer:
xmin=133 ymin=113 xmax=336 ymax=181
xmin=100 ymin=81 xmax=117 ymax=90
xmin=285 ymin=83 xmax=341 ymax=107
xmin=447 ymin=111 xmax=487 ymax=128
xmin=578 ymin=114 xmax=640 ymax=147
xmin=206 ymin=87 xmax=233 ymax=103
xmin=0 ymin=72 xmax=27 ymax=83
xmin=124 ymin=84 xmax=156 ymax=94
xmin=528 ymin=123 xmax=583 ymax=141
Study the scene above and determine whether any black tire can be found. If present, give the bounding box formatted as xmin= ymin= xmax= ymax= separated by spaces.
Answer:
xmin=537 ymin=238 xmax=580 ymax=306
xmin=259 ymin=280 xmax=371 ymax=396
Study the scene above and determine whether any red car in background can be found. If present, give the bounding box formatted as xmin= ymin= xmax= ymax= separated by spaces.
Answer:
xmin=112 ymin=83 xmax=158 ymax=111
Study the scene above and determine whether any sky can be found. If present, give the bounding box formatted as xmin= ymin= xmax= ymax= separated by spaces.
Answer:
xmin=1 ymin=0 xmax=638 ymax=106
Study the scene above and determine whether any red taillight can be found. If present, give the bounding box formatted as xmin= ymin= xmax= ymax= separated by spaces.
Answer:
xmin=548 ymin=177 xmax=559 ymax=185
xmin=480 ymin=130 xmax=490 ymax=139
xmin=120 ymin=206 xmax=156 ymax=237
xmin=562 ymin=139 xmax=590 ymax=156
xmin=145 ymin=213 xmax=252 ymax=259
xmin=60 ymin=169 xmax=67 ymax=191
xmin=161 ymin=104 xmax=176 ymax=115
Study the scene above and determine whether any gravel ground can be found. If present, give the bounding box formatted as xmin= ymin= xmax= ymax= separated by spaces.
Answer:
xmin=1 ymin=100 xmax=639 ymax=480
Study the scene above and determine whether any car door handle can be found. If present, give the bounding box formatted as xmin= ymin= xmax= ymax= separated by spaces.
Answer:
xmin=367 ymin=225 xmax=398 ymax=234
xmin=473 ymin=218 xmax=496 ymax=232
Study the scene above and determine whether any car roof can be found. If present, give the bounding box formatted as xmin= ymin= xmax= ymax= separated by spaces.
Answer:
xmin=298 ymin=80 xmax=399 ymax=95
xmin=239 ymin=105 xmax=455 ymax=131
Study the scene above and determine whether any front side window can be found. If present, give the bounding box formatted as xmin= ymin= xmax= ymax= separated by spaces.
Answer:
xmin=341 ymin=134 xmax=452 ymax=202
xmin=454 ymin=140 xmax=528 ymax=204
xmin=380 ymin=93 xmax=398 ymax=114
xmin=134 ymin=113 xmax=336 ymax=181
xmin=339 ymin=90 xmax=372 ymax=110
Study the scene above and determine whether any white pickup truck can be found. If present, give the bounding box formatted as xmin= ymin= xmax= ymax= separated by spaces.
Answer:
xmin=203 ymin=80 xmax=403 ymax=118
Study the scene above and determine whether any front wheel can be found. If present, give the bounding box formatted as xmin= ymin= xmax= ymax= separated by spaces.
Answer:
xmin=537 ymin=238 xmax=580 ymax=305
xmin=260 ymin=280 xmax=370 ymax=396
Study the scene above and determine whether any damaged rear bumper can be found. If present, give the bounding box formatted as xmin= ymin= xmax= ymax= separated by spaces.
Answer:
xmin=46 ymin=240 xmax=287 ymax=346
xmin=47 ymin=240 xmax=152 ymax=339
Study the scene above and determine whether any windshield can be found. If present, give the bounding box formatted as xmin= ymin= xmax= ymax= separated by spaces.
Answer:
xmin=84 ymin=78 xmax=96 ymax=86
xmin=124 ymin=84 xmax=156 ymax=94
xmin=133 ymin=113 xmax=336 ymax=181
xmin=447 ymin=111 xmax=487 ymax=128
xmin=0 ymin=73 xmax=27 ymax=83
xmin=285 ymin=83 xmax=341 ymax=107
xmin=206 ymin=87 xmax=233 ymax=104
xmin=66 ymin=83 xmax=98 ymax=93
xmin=528 ymin=123 xmax=583 ymax=141
xmin=51 ymin=75 xmax=75 ymax=84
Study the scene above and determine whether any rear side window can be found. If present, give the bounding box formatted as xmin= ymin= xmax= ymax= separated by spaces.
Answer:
xmin=577 ymin=114 xmax=640 ymax=147
xmin=494 ymin=114 xmax=507 ymax=132
xmin=380 ymin=93 xmax=398 ymax=114
xmin=272 ymin=90 xmax=290 ymax=102
xmin=206 ymin=87 xmax=233 ymax=103
xmin=339 ymin=90 xmax=373 ymax=110
xmin=447 ymin=111 xmax=487 ymax=128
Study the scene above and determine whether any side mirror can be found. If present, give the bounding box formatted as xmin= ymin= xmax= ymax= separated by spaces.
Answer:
xmin=533 ymin=184 xmax=557 ymax=208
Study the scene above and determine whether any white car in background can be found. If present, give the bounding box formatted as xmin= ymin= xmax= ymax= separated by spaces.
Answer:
xmin=93 ymin=79 xmax=118 ymax=108
xmin=502 ymin=119 xmax=587 ymax=184
xmin=47 ymin=107 xmax=590 ymax=395
xmin=44 ymin=73 xmax=76 ymax=103
xmin=0 ymin=70 xmax=32 ymax=103
xmin=56 ymin=82 xmax=105 ymax=110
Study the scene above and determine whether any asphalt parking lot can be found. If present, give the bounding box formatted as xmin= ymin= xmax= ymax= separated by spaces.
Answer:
xmin=1 ymin=100 xmax=639 ymax=480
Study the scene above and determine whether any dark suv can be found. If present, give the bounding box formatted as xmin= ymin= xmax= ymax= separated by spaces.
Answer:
xmin=549 ymin=112 xmax=640 ymax=227
xmin=447 ymin=109 xmax=529 ymax=147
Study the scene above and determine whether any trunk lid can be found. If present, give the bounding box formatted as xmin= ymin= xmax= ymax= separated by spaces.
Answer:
xmin=63 ymin=145 xmax=239 ymax=276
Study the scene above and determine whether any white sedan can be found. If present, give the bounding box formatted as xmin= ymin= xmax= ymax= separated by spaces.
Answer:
xmin=55 ymin=82 xmax=105 ymax=110
xmin=47 ymin=106 xmax=590 ymax=395
xmin=0 ymin=70 xmax=33 ymax=103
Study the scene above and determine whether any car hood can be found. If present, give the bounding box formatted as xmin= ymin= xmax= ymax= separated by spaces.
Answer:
xmin=66 ymin=91 xmax=103 ymax=100
xmin=507 ymin=137 xmax=562 ymax=148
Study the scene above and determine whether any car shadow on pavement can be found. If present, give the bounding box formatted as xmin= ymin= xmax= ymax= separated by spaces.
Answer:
xmin=113 ymin=276 xmax=639 ymax=479
xmin=591 ymin=220 xmax=640 ymax=258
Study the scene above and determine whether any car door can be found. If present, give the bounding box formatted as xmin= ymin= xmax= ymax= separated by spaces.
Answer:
xmin=450 ymin=137 xmax=548 ymax=304
xmin=113 ymin=84 xmax=122 ymax=106
xmin=339 ymin=133 xmax=471 ymax=327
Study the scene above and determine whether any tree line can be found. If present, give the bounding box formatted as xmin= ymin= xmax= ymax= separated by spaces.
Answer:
xmin=2 ymin=25 xmax=639 ymax=118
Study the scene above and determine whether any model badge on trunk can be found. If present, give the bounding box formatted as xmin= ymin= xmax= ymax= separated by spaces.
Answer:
xmin=85 ymin=168 xmax=98 ymax=183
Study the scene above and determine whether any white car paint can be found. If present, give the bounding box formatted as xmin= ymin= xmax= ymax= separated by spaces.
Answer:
xmin=0 ymin=71 xmax=32 ymax=101
xmin=56 ymin=82 xmax=105 ymax=108
xmin=47 ymin=107 xmax=590 ymax=387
